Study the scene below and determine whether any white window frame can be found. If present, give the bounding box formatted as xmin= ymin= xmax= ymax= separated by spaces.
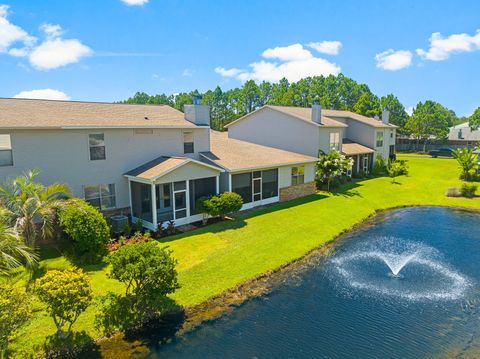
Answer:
xmin=376 ymin=131 xmax=384 ymax=148
xmin=363 ymin=155 xmax=369 ymax=173
xmin=291 ymin=166 xmax=305 ymax=185
xmin=88 ymin=133 xmax=106 ymax=161
xmin=329 ymin=132 xmax=340 ymax=150
xmin=83 ymin=184 xmax=116 ymax=210
xmin=0 ymin=134 xmax=13 ymax=167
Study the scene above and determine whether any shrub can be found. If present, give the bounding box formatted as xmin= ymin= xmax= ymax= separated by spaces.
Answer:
xmin=106 ymin=232 xmax=152 ymax=253
xmin=36 ymin=269 xmax=93 ymax=339
xmin=107 ymin=241 xmax=179 ymax=300
xmin=373 ymin=155 xmax=388 ymax=175
xmin=387 ymin=160 xmax=409 ymax=183
xmin=0 ymin=284 xmax=32 ymax=358
xmin=461 ymin=183 xmax=477 ymax=198
xmin=197 ymin=192 xmax=243 ymax=220
xmin=317 ymin=150 xmax=354 ymax=191
xmin=453 ymin=148 xmax=478 ymax=181
xmin=58 ymin=199 xmax=110 ymax=263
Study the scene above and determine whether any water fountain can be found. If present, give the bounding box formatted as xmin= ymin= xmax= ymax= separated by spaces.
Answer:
xmin=329 ymin=237 xmax=470 ymax=301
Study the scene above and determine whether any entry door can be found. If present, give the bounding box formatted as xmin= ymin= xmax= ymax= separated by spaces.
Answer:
xmin=252 ymin=171 xmax=262 ymax=203
xmin=173 ymin=181 xmax=187 ymax=220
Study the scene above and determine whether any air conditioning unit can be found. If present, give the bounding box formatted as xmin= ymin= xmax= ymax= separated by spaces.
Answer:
xmin=110 ymin=215 xmax=129 ymax=234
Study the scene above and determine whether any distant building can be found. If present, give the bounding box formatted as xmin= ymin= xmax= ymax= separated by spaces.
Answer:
xmin=448 ymin=123 xmax=479 ymax=148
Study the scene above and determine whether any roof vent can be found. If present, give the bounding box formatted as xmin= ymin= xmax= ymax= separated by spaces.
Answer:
xmin=192 ymin=95 xmax=202 ymax=105
xmin=144 ymin=116 xmax=149 ymax=120
xmin=312 ymin=100 xmax=322 ymax=124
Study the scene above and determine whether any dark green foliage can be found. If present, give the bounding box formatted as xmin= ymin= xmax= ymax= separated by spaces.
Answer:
xmin=373 ymin=155 xmax=388 ymax=175
xmin=58 ymin=199 xmax=110 ymax=263
xmin=461 ymin=183 xmax=477 ymax=198
xmin=107 ymin=241 xmax=179 ymax=299
xmin=468 ymin=107 xmax=480 ymax=130
xmin=197 ymin=192 xmax=243 ymax=219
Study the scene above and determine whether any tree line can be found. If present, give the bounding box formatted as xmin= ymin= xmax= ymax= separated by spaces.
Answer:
xmin=122 ymin=74 xmax=478 ymax=147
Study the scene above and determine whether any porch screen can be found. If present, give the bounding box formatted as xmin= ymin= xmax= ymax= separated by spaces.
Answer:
xmin=131 ymin=182 xmax=152 ymax=223
xmin=232 ymin=172 xmax=252 ymax=204
xmin=189 ymin=177 xmax=217 ymax=215
xmin=261 ymin=169 xmax=278 ymax=199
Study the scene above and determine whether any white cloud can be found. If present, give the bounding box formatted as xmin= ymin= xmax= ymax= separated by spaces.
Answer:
xmin=29 ymin=37 xmax=92 ymax=70
xmin=262 ymin=43 xmax=312 ymax=61
xmin=375 ymin=49 xmax=413 ymax=70
xmin=121 ymin=0 xmax=148 ymax=5
xmin=214 ymin=67 xmax=242 ymax=77
xmin=406 ymin=106 xmax=414 ymax=116
xmin=416 ymin=30 xmax=480 ymax=61
xmin=182 ymin=68 xmax=194 ymax=76
xmin=307 ymin=41 xmax=342 ymax=55
xmin=13 ymin=88 xmax=70 ymax=100
xmin=215 ymin=43 xmax=341 ymax=83
xmin=0 ymin=4 xmax=36 ymax=52
xmin=40 ymin=23 xmax=62 ymax=38
xmin=0 ymin=6 xmax=91 ymax=70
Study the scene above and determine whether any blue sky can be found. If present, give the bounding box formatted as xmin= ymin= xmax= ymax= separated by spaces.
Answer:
xmin=1 ymin=0 xmax=479 ymax=116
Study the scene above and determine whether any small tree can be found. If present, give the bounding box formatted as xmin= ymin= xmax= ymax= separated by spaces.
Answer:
xmin=387 ymin=160 xmax=408 ymax=183
xmin=107 ymin=241 xmax=179 ymax=301
xmin=58 ymin=199 xmax=110 ymax=263
xmin=373 ymin=154 xmax=388 ymax=175
xmin=0 ymin=284 xmax=31 ymax=359
xmin=36 ymin=269 xmax=93 ymax=339
xmin=452 ymin=148 xmax=477 ymax=181
xmin=317 ymin=150 xmax=353 ymax=191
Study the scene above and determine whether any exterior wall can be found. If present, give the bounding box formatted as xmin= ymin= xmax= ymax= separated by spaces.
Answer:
xmin=227 ymin=108 xmax=321 ymax=157
xmin=318 ymin=127 xmax=344 ymax=155
xmin=0 ymin=127 xmax=210 ymax=210
xmin=279 ymin=182 xmax=316 ymax=202
xmin=155 ymin=162 xmax=220 ymax=184
xmin=278 ymin=162 xmax=315 ymax=188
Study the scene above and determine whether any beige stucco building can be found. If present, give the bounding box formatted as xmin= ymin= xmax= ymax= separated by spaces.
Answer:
xmin=0 ymin=97 xmax=318 ymax=230
xmin=226 ymin=104 xmax=397 ymax=175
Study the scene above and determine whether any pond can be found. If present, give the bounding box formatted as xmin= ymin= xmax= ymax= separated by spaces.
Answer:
xmin=97 ymin=207 xmax=480 ymax=358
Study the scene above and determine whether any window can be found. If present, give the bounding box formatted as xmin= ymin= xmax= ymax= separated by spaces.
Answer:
xmin=0 ymin=134 xmax=13 ymax=167
xmin=261 ymin=169 xmax=278 ymax=199
xmin=232 ymin=172 xmax=252 ymax=203
xmin=189 ymin=177 xmax=216 ymax=215
xmin=131 ymin=182 xmax=152 ymax=222
xmin=89 ymin=134 xmax=106 ymax=160
xmin=376 ymin=132 xmax=384 ymax=147
xmin=84 ymin=184 xmax=116 ymax=210
xmin=291 ymin=166 xmax=305 ymax=185
xmin=183 ymin=131 xmax=194 ymax=154
xmin=329 ymin=132 xmax=340 ymax=150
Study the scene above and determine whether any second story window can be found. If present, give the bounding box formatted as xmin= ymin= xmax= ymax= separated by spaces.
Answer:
xmin=0 ymin=134 xmax=13 ymax=167
xmin=376 ymin=131 xmax=384 ymax=147
xmin=89 ymin=133 xmax=106 ymax=160
xmin=329 ymin=132 xmax=340 ymax=150
xmin=291 ymin=166 xmax=305 ymax=185
xmin=183 ymin=131 xmax=194 ymax=154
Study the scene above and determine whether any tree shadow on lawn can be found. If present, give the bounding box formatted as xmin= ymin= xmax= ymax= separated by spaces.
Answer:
xmin=158 ymin=193 xmax=330 ymax=244
xmin=330 ymin=182 xmax=364 ymax=198
xmin=75 ymin=297 xmax=185 ymax=359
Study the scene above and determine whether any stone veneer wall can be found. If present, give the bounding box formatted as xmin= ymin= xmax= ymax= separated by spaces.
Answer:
xmin=279 ymin=182 xmax=316 ymax=202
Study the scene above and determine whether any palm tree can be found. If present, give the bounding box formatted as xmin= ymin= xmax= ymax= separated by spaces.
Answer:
xmin=0 ymin=170 xmax=71 ymax=246
xmin=0 ymin=217 xmax=37 ymax=274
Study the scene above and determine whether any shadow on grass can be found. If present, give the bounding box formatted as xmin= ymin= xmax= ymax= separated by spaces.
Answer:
xmin=41 ymin=331 xmax=96 ymax=359
xmin=75 ymin=296 xmax=184 ymax=359
xmin=331 ymin=182 xmax=365 ymax=198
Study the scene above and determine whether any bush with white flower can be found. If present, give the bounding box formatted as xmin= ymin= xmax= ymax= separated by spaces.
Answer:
xmin=317 ymin=150 xmax=354 ymax=191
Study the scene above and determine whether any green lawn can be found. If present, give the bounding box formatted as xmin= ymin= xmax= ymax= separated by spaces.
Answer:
xmin=9 ymin=155 xmax=480 ymax=357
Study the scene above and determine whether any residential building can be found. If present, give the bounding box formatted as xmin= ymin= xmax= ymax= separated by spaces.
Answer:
xmin=0 ymin=97 xmax=317 ymax=230
xmin=448 ymin=123 xmax=479 ymax=148
xmin=225 ymin=103 xmax=397 ymax=175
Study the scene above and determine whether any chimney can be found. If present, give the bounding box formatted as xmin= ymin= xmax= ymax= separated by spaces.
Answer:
xmin=382 ymin=107 xmax=390 ymax=125
xmin=312 ymin=100 xmax=322 ymax=124
xmin=184 ymin=95 xmax=210 ymax=127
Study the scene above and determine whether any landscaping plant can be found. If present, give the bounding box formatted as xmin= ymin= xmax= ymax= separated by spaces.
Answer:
xmin=452 ymin=148 xmax=478 ymax=181
xmin=460 ymin=183 xmax=477 ymax=198
xmin=0 ymin=284 xmax=31 ymax=359
xmin=387 ymin=160 xmax=409 ymax=183
xmin=36 ymin=269 xmax=93 ymax=339
xmin=58 ymin=199 xmax=110 ymax=263
xmin=197 ymin=192 xmax=243 ymax=220
xmin=107 ymin=241 xmax=179 ymax=300
xmin=0 ymin=169 xmax=70 ymax=246
xmin=317 ymin=150 xmax=353 ymax=191
xmin=373 ymin=154 xmax=388 ymax=175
